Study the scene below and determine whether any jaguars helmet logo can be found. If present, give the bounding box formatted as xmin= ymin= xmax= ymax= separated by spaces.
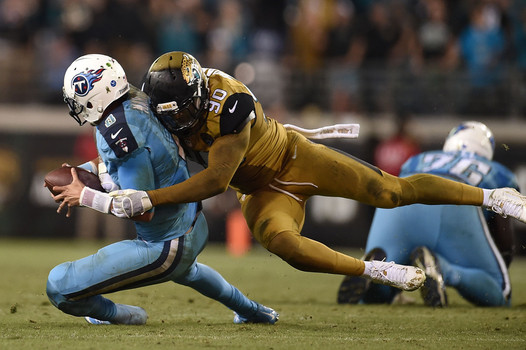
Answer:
xmin=181 ymin=54 xmax=201 ymax=85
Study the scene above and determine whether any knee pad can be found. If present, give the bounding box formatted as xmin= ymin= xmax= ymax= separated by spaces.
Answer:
xmin=47 ymin=262 xmax=112 ymax=317
xmin=46 ymin=263 xmax=70 ymax=309
xmin=46 ymin=275 xmax=97 ymax=317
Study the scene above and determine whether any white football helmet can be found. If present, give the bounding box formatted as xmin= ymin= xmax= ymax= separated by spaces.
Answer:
xmin=63 ymin=54 xmax=129 ymax=125
xmin=443 ymin=121 xmax=495 ymax=160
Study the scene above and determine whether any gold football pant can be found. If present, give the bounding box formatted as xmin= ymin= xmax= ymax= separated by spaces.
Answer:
xmin=239 ymin=131 xmax=483 ymax=276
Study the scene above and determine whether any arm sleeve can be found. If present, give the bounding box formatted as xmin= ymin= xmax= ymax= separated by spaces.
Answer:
xmin=220 ymin=93 xmax=255 ymax=135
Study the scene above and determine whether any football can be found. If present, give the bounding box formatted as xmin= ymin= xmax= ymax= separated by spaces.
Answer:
xmin=44 ymin=166 xmax=104 ymax=196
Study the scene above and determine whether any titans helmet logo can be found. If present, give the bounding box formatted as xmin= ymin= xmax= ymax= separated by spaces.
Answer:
xmin=72 ymin=68 xmax=105 ymax=97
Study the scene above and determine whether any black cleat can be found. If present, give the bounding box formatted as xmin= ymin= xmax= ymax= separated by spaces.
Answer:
xmin=410 ymin=246 xmax=448 ymax=307
xmin=337 ymin=248 xmax=386 ymax=304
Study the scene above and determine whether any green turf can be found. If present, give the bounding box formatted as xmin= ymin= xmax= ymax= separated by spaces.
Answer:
xmin=0 ymin=239 xmax=525 ymax=349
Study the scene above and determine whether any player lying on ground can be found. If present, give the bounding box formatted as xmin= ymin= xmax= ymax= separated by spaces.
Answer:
xmin=338 ymin=121 xmax=517 ymax=307
xmin=47 ymin=54 xmax=278 ymax=325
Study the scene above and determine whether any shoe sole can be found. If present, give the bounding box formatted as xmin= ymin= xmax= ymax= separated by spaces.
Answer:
xmin=412 ymin=248 xmax=447 ymax=307
xmin=337 ymin=275 xmax=371 ymax=304
xmin=85 ymin=317 xmax=111 ymax=325
xmin=337 ymin=248 xmax=387 ymax=303
xmin=402 ymin=267 xmax=426 ymax=291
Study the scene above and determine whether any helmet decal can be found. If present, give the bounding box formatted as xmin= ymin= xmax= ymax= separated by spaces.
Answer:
xmin=64 ymin=54 xmax=129 ymax=125
xmin=72 ymin=68 xmax=105 ymax=96
xmin=181 ymin=54 xmax=192 ymax=83
xmin=181 ymin=53 xmax=200 ymax=84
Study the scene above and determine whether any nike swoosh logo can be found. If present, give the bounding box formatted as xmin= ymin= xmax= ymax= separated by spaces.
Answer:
xmin=111 ymin=128 xmax=123 ymax=139
xmin=229 ymin=100 xmax=238 ymax=113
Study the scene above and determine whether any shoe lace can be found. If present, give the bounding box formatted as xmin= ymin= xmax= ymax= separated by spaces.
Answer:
xmin=370 ymin=260 xmax=405 ymax=283
xmin=490 ymin=191 xmax=524 ymax=219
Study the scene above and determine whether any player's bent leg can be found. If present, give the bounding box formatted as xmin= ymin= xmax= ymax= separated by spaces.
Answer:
xmin=46 ymin=267 xmax=148 ymax=325
xmin=438 ymin=257 xmax=509 ymax=307
xmin=267 ymin=230 xmax=365 ymax=275
xmin=266 ymin=230 xmax=425 ymax=291
xmin=241 ymin=188 xmax=366 ymax=275
xmin=456 ymin=271 xmax=508 ymax=307
xmin=45 ymin=238 xmax=182 ymax=325
xmin=174 ymin=262 xmax=278 ymax=325
xmin=171 ymin=213 xmax=278 ymax=324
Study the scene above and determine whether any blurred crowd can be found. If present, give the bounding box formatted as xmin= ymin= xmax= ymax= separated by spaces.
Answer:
xmin=2 ymin=0 xmax=526 ymax=116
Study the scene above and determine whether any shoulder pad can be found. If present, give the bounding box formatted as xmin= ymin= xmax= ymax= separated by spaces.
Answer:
xmin=220 ymin=93 xmax=255 ymax=135
xmin=96 ymin=104 xmax=139 ymax=158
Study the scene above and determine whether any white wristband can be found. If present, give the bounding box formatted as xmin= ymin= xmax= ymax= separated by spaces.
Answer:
xmin=80 ymin=187 xmax=112 ymax=213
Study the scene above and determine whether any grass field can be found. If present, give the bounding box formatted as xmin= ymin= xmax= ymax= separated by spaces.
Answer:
xmin=0 ymin=238 xmax=525 ymax=350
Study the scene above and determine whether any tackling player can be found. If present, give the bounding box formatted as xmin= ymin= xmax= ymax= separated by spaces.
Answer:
xmin=47 ymin=54 xmax=278 ymax=325
xmin=338 ymin=122 xmax=517 ymax=307
xmin=110 ymin=51 xmax=525 ymax=293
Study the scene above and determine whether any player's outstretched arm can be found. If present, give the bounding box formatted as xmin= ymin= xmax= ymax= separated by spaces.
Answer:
xmin=111 ymin=123 xmax=251 ymax=217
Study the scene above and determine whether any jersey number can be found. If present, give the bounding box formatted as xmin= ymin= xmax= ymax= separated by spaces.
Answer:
xmin=422 ymin=154 xmax=491 ymax=186
xmin=209 ymin=89 xmax=227 ymax=114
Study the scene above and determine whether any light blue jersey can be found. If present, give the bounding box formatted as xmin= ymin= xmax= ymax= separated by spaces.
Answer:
xmin=95 ymin=88 xmax=198 ymax=241
xmin=401 ymin=150 xmax=518 ymax=221
xmin=362 ymin=150 xmax=519 ymax=306
xmin=400 ymin=150 xmax=518 ymax=192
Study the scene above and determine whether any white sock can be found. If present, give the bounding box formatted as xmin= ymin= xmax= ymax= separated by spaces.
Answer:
xmin=482 ymin=188 xmax=493 ymax=207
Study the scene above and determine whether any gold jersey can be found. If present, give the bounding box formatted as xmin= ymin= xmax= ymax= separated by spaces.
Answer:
xmin=179 ymin=68 xmax=289 ymax=194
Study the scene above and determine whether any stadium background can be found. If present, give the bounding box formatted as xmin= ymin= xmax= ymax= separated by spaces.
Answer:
xmin=0 ymin=0 xmax=525 ymax=253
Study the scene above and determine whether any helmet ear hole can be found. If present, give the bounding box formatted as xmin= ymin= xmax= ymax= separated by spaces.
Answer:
xmin=86 ymin=102 xmax=93 ymax=109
